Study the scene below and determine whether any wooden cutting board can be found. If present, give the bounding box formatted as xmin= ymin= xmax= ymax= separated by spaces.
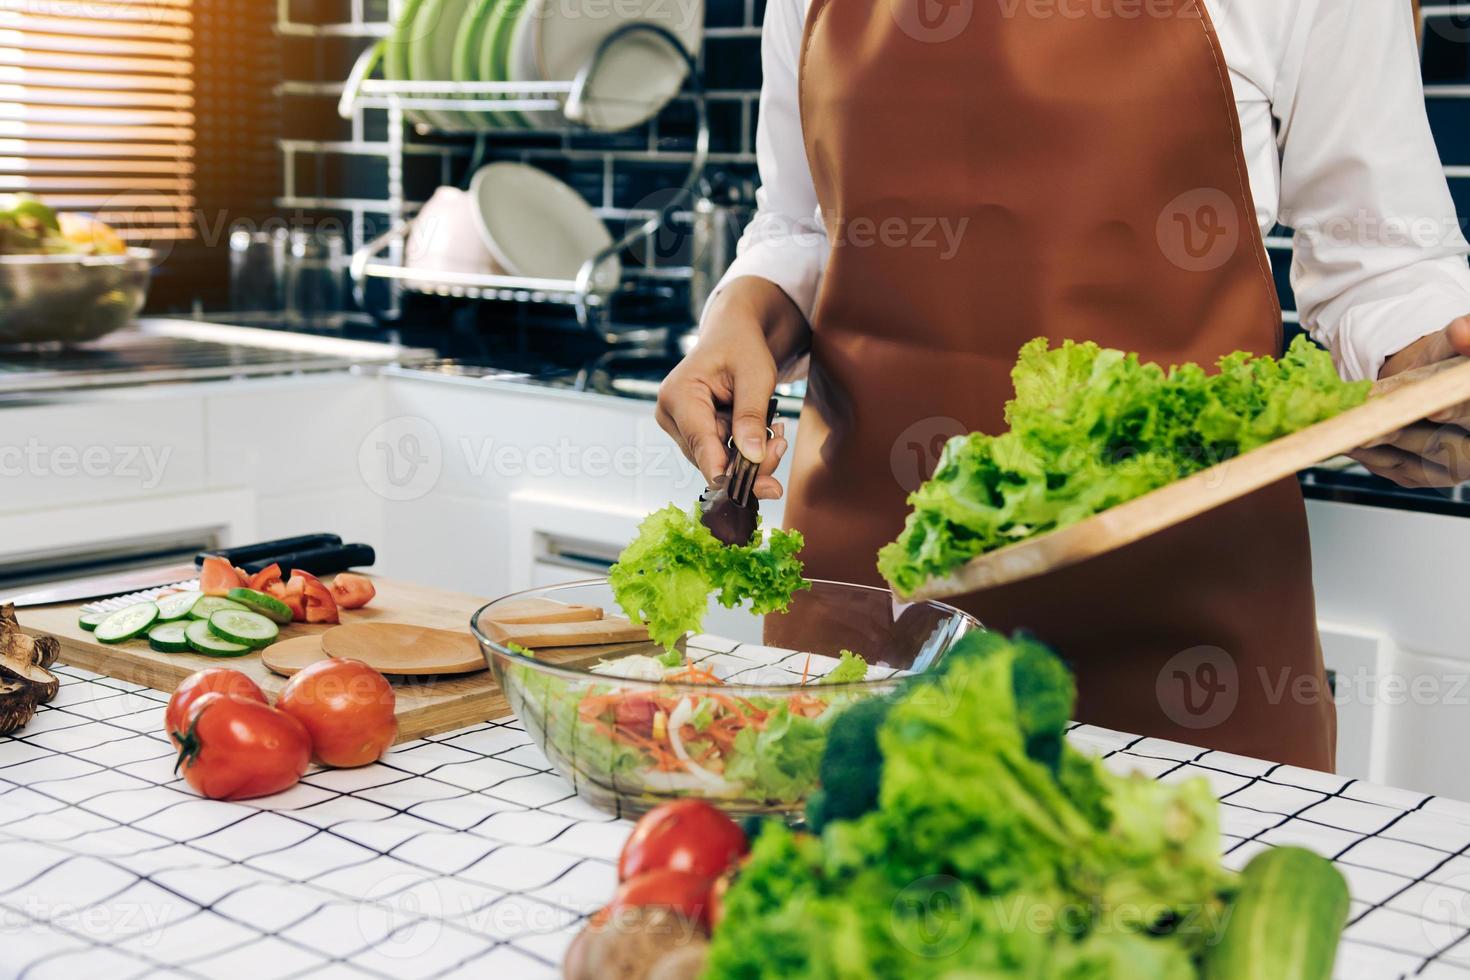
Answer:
xmin=908 ymin=356 xmax=1470 ymax=601
xmin=17 ymin=578 xmax=508 ymax=743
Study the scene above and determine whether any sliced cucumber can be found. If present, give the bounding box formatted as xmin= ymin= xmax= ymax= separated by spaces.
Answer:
xmin=226 ymin=587 xmax=293 ymax=625
xmin=189 ymin=595 xmax=247 ymax=621
xmin=147 ymin=621 xmax=191 ymax=653
xmin=78 ymin=610 xmax=107 ymax=632
xmin=208 ymin=609 xmax=278 ymax=649
xmin=94 ymin=602 xmax=159 ymax=644
xmin=184 ymin=619 xmax=251 ymax=657
xmin=155 ymin=590 xmax=202 ymax=622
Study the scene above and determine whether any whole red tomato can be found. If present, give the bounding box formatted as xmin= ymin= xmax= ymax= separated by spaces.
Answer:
xmin=618 ymin=800 xmax=748 ymax=882
xmin=164 ymin=668 xmax=267 ymax=746
xmin=277 ymin=658 xmax=397 ymax=767
xmin=175 ymin=693 xmax=311 ymax=801
xmin=604 ymin=869 xmax=716 ymax=929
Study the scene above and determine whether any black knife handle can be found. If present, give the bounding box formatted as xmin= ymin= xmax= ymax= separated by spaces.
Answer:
xmin=198 ymin=534 xmax=342 ymax=567
xmin=241 ymin=543 xmax=375 ymax=577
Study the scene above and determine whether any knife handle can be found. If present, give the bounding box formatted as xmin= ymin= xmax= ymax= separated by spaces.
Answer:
xmin=198 ymin=534 xmax=342 ymax=567
xmin=241 ymin=543 xmax=375 ymax=577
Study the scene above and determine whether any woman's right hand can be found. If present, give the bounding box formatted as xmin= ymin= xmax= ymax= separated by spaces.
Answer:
xmin=656 ymin=278 xmax=806 ymax=500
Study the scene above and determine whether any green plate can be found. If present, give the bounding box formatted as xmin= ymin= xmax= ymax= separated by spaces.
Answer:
xmin=386 ymin=0 xmax=433 ymax=128
xmin=452 ymin=0 xmax=500 ymax=130
xmin=480 ymin=0 xmax=529 ymax=129
xmin=408 ymin=0 xmax=479 ymax=131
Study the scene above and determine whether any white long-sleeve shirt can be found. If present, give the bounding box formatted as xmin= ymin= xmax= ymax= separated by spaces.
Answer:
xmin=711 ymin=0 xmax=1470 ymax=382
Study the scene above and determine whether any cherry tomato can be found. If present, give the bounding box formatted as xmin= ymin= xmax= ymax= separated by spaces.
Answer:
xmin=605 ymin=869 xmax=716 ymax=929
xmin=286 ymin=569 xmax=339 ymax=624
xmin=613 ymin=692 xmax=658 ymax=738
xmin=175 ymin=693 xmax=311 ymax=800
xmin=329 ymin=572 xmax=376 ymax=610
xmin=277 ymin=658 xmax=397 ymax=767
xmin=198 ymin=556 xmax=246 ymax=597
xmin=164 ymin=668 xmax=266 ymax=746
xmin=246 ymin=562 xmax=282 ymax=593
xmin=618 ymin=800 xmax=748 ymax=883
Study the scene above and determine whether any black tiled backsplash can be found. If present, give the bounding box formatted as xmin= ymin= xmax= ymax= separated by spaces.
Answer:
xmin=280 ymin=4 xmax=1470 ymax=334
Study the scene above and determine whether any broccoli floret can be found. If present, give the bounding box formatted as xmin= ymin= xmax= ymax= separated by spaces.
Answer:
xmin=1009 ymin=633 xmax=1076 ymax=771
xmin=806 ymin=695 xmax=894 ymax=831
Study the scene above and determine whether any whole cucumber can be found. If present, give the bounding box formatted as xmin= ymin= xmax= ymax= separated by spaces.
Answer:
xmin=1204 ymin=846 xmax=1349 ymax=980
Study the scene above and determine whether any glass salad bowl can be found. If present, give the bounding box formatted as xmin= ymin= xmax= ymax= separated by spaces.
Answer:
xmin=471 ymin=578 xmax=979 ymax=819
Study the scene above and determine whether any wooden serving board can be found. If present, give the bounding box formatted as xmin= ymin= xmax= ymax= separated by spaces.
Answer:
xmin=909 ymin=356 xmax=1470 ymax=601
xmin=17 ymin=578 xmax=509 ymax=743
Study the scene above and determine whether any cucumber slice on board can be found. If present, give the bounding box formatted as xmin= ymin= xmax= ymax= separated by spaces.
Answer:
xmin=94 ymin=602 xmax=159 ymax=644
xmin=189 ymin=596 xmax=247 ymax=621
xmin=78 ymin=610 xmax=107 ymax=632
xmin=155 ymin=591 xmax=203 ymax=622
xmin=226 ymin=587 xmax=293 ymax=625
xmin=208 ymin=609 xmax=279 ymax=649
xmin=147 ymin=621 xmax=191 ymax=653
xmin=184 ymin=619 xmax=252 ymax=657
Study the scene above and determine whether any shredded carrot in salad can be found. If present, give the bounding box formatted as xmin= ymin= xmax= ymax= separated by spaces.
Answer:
xmin=575 ymin=654 xmax=850 ymax=785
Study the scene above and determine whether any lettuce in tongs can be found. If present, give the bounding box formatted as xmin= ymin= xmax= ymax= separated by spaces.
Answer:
xmin=610 ymin=504 xmax=810 ymax=650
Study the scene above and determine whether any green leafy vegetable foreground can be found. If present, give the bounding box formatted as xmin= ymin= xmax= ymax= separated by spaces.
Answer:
xmin=610 ymin=504 xmax=810 ymax=650
xmin=704 ymin=631 xmax=1349 ymax=979
xmin=878 ymin=335 xmax=1372 ymax=595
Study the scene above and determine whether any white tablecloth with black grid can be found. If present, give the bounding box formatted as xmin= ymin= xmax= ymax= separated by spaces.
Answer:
xmin=2 ymin=665 xmax=1469 ymax=979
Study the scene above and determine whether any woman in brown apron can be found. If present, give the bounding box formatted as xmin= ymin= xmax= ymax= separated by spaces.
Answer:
xmin=657 ymin=0 xmax=1470 ymax=771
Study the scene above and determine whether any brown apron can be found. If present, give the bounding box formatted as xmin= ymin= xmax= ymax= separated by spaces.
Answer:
xmin=784 ymin=0 xmax=1335 ymax=768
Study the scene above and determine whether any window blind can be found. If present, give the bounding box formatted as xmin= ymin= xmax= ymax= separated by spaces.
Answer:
xmin=0 ymin=0 xmax=196 ymax=242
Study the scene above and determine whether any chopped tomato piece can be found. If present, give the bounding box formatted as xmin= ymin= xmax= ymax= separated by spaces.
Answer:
xmin=199 ymin=556 xmax=246 ymax=597
xmin=329 ymin=572 xmax=375 ymax=610
xmin=265 ymin=579 xmax=306 ymax=621
xmin=247 ymin=563 xmax=282 ymax=592
xmin=288 ymin=570 xmax=339 ymax=624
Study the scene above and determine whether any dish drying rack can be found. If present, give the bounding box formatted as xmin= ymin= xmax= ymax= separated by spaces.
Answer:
xmin=340 ymin=22 xmax=709 ymax=337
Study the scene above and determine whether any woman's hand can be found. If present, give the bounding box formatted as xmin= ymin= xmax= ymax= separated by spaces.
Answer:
xmin=656 ymin=278 xmax=808 ymax=500
xmin=1350 ymin=316 xmax=1470 ymax=487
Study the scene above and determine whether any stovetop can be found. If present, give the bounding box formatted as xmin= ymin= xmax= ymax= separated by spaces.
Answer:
xmin=0 ymin=317 xmax=436 ymax=395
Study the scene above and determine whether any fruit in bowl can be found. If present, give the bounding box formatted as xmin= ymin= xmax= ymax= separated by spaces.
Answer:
xmin=472 ymin=578 xmax=978 ymax=818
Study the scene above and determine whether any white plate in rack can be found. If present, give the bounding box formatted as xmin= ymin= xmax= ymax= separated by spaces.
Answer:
xmin=468 ymin=162 xmax=621 ymax=290
xmin=528 ymin=0 xmax=704 ymax=131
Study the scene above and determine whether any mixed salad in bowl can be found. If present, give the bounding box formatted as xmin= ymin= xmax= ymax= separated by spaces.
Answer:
xmin=475 ymin=579 xmax=975 ymax=817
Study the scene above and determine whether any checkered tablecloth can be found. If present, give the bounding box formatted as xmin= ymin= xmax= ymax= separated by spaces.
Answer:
xmin=3 ymin=665 xmax=1470 ymax=979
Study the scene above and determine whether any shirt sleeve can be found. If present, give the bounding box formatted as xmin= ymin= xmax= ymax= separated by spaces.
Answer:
xmin=1275 ymin=0 xmax=1470 ymax=382
xmin=699 ymin=0 xmax=828 ymax=327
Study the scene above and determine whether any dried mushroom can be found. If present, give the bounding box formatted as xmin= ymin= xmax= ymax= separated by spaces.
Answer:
xmin=0 ymin=604 xmax=60 ymax=711
xmin=563 ymin=907 xmax=709 ymax=980
xmin=0 ymin=679 xmax=37 ymax=735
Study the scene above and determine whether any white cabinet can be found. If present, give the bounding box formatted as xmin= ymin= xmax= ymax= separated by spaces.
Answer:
xmin=1308 ymin=499 xmax=1470 ymax=798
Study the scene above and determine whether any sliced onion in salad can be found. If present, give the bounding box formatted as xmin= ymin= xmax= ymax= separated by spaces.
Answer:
xmin=666 ymin=696 xmax=740 ymax=795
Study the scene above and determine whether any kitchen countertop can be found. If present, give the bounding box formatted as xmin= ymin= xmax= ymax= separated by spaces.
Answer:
xmin=1 ymin=311 xmax=1465 ymax=518
xmin=5 ymin=666 xmax=1470 ymax=978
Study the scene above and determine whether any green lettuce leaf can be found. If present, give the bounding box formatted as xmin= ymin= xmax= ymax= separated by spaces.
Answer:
xmin=609 ymin=503 xmax=810 ymax=649
xmin=879 ymin=335 xmax=1371 ymax=595
xmin=819 ymin=650 xmax=870 ymax=685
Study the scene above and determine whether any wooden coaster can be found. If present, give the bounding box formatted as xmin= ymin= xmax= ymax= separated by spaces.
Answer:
xmin=260 ymin=634 xmax=330 ymax=677
xmin=319 ymin=622 xmax=486 ymax=675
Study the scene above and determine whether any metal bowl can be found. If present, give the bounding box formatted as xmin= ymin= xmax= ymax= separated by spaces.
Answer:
xmin=472 ymin=578 xmax=980 ymax=819
xmin=0 ymin=249 xmax=155 ymax=345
